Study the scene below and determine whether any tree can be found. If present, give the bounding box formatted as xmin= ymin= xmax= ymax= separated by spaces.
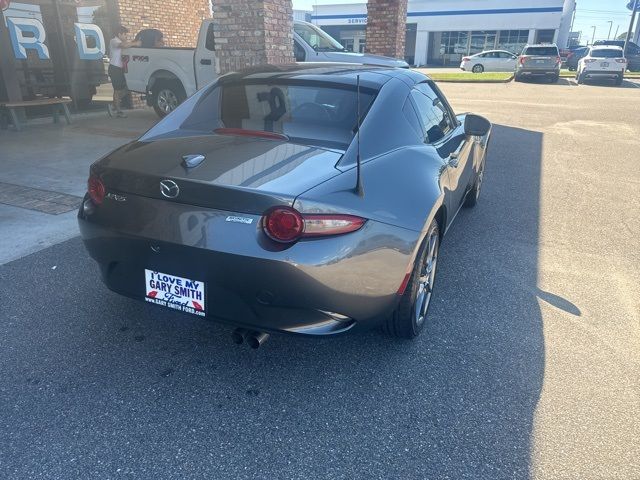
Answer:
xmin=617 ymin=31 xmax=635 ymax=40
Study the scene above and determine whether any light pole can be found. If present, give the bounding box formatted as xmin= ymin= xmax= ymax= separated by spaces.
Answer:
xmin=607 ymin=21 xmax=613 ymax=39
xmin=591 ymin=25 xmax=597 ymax=45
xmin=614 ymin=24 xmax=620 ymax=40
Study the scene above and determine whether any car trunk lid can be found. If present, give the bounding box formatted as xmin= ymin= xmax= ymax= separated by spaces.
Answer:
xmin=94 ymin=134 xmax=344 ymax=214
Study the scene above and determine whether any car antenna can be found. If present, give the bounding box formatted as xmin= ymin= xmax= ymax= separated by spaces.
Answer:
xmin=355 ymin=74 xmax=364 ymax=197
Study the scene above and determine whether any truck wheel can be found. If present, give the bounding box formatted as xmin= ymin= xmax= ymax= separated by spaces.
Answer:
xmin=152 ymin=81 xmax=186 ymax=117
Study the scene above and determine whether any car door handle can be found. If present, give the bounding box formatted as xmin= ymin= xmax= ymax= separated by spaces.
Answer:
xmin=447 ymin=152 xmax=460 ymax=168
xmin=200 ymin=59 xmax=212 ymax=65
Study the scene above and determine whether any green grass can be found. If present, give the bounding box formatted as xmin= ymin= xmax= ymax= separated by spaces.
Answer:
xmin=428 ymin=72 xmax=513 ymax=82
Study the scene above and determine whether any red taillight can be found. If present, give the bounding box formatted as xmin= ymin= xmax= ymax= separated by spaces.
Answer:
xmin=302 ymin=214 xmax=366 ymax=237
xmin=262 ymin=207 xmax=366 ymax=243
xmin=462 ymin=57 xmax=470 ymax=62
xmin=214 ymin=128 xmax=288 ymax=141
xmin=584 ymin=58 xmax=597 ymax=63
xmin=88 ymin=175 xmax=105 ymax=204
xmin=616 ymin=58 xmax=627 ymax=63
xmin=519 ymin=56 xmax=525 ymax=65
xmin=556 ymin=56 xmax=561 ymax=65
xmin=263 ymin=207 xmax=304 ymax=243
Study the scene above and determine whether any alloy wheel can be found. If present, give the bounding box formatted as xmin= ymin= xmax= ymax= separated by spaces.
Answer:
xmin=414 ymin=226 xmax=439 ymax=328
xmin=475 ymin=161 xmax=485 ymax=201
xmin=157 ymin=89 xmax=179 ymax=114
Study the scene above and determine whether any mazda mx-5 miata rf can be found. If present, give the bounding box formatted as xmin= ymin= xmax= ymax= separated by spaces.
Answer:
xmin=79 ymin=64 xmax=491 ymax=345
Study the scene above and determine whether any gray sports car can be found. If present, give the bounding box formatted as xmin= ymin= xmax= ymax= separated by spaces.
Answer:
xmin=78 ymin=64 xmax=491 ymax=346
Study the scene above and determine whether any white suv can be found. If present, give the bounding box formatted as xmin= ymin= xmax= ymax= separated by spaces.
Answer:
xmin=576 ymin=46 xmax=627 ymax=85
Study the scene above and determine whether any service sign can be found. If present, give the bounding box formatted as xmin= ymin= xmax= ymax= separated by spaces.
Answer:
xmin=145 ymin=269 xmax=206 ymax=317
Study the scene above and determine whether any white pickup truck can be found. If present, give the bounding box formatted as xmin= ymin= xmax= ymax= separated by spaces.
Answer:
xmin=123 ymin=20 xmax=409 ymax=117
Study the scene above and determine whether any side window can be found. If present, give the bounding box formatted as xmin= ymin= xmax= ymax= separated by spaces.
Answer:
xmin=411 ymin=82 xmax=456 ymax=143
xmin=293 ymin=40 xmax=305 ymax=62
xmin=402 ymin=97 xmax=423 ymax=140
xmin=205 ymin=23 xmax=215 ymax=51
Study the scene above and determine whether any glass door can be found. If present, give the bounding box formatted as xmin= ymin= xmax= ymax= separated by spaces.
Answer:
xmin=469 ymin=31 xmax=497 ymax=55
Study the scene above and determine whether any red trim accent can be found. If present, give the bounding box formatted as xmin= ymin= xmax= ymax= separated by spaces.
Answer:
xmin=397 ymin=272 xmax=412 ymax=295
xmin=214 ymin=128 xmax=288 ymax=141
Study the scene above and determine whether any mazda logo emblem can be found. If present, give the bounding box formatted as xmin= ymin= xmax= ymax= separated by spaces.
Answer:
xmin=160 ymin=179 xmax=180 ymax=198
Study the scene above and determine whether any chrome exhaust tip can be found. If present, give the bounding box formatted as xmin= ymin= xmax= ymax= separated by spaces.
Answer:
xmin=231 ymin=328 xmax=249 ymax=345
xmin=246 ymin=331 xmax=270 ymax=349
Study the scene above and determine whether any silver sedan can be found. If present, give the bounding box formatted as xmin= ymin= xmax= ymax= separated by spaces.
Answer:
xmin=460 ymin=50 xmax=518 ymax=73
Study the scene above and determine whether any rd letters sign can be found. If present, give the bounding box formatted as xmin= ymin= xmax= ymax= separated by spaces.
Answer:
xmin=5 ymin=16 xmax=106 ymax=60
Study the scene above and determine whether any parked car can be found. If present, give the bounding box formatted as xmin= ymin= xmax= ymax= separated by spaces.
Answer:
xmin=515 ymin=44 xmax=561 ymax=83
xmin=576 ymin=46 xmax=627 ymax=85
xmin=78 ymin=64 xmax=491 ymax=344
xmin=123 ymin=20 xmax=409 ymax=117
xmin=565 ymin=47 xmax=589 ymax=71
xmin=460 ymin=50 xmax=518 ymax=72
xmin=593 ymin=40 xmax=640 ymax=71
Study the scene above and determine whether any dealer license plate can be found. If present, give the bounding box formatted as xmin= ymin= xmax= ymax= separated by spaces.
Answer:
xmin=601 ymin=62 xmax=609 ymax=67
xmin=145 ymin=269 xmax=205 ymax=317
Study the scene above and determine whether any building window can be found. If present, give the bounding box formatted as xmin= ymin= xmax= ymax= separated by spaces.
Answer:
xmin=497 ymin=30 xmax=529 ymax=55
xmin=438 ymin=31 xmax=469 ymax=64
xmin=469 ymin=31 xmax=497 ymax=55
xmin=340 ymin=38 xmax=354 ymax=52
xmin=536 ymin=29 xmax=556 ymax=44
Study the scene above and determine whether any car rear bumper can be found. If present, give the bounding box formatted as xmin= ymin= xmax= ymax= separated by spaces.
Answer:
xmin=517 ymin=69 xmax=559 ymax=76
xmin=582 ymin=69 xmax=624 ymax=78
xmin=78 ymin=196 xmax=421 ymax=336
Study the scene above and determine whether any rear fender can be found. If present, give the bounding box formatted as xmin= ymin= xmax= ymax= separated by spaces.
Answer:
xmin=294 ymin=145 xmax=446 ymax=267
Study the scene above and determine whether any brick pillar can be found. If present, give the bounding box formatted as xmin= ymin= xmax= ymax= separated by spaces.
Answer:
xmin=212 ymin=0 xmax=295 ymax=74
xmin=365 ymin=0 xmax=408 ymax=59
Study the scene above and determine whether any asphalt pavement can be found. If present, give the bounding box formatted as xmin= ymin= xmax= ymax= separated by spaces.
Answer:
xmin=1 ymin=79 xmax=639 ymax=479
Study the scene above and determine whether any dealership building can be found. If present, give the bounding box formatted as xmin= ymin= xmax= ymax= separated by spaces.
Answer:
xmin=311 ymin=0 xmax=577 ymax=66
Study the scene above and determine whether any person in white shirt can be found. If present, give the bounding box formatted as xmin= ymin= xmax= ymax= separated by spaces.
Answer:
xmin=108 ymin=25 xmax=140 ymax=117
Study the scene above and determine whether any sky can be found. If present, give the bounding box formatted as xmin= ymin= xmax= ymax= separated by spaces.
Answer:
xmin=291 ymin=0 xmax=638 ymax=43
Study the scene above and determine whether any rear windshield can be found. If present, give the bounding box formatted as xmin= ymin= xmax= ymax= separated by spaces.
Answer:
xmin=591 ymin=49 xmax=623 ymax=58
xmin=218 ymin=82 xmax=375 ymax=148
xmin=141 ymin=81 xmax=377 ymax=149
xmin=523 ymin=46 xmax=558 ymax=56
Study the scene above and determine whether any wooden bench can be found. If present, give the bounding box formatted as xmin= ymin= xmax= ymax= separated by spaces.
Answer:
xmin=0 ymin=97 xmax=72 ymax=131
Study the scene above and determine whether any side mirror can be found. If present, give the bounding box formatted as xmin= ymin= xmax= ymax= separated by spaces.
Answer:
xmin=464 ymin=114 xmax=491 ymax=137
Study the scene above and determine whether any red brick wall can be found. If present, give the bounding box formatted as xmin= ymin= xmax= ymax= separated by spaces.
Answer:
xmin=116 ymin=0 xmax=211 ymax=48
xmin=365 ymin=0 xmax=407 ymax=59
xmin=211 ymin=0 xmax=294 ymax=74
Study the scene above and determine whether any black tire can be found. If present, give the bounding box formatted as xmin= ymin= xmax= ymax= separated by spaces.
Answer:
xmin=577 ymin=72 xmax=586 ymax=85
xmin=615 ymin=74 xmax=624 ymax=86
xmin=152 ymin=80 xmax=186 ymax=117
xmin=472 ymin=64 xmax=484 ymax=74
xmin=463 ymin=156 xmax=485 ymax=208
xmin=550 ymin=74 xmax=560 ymax=83
xmin=384 ymin=221 xmax=440 ymax=339
xmin=514 ymin=74 xmax=522 ymax=82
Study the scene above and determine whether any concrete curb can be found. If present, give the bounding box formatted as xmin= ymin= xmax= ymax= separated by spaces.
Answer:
xmin=432 ymin=75 xmax=514 ymax=83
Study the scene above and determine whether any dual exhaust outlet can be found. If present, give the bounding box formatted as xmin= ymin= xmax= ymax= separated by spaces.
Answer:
xmin=231 ymin=328 xmax=270 ymax=349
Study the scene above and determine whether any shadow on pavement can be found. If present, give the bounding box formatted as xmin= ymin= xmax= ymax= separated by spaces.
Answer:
xmin=0 ymin=125 xmax=545 ymax=478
